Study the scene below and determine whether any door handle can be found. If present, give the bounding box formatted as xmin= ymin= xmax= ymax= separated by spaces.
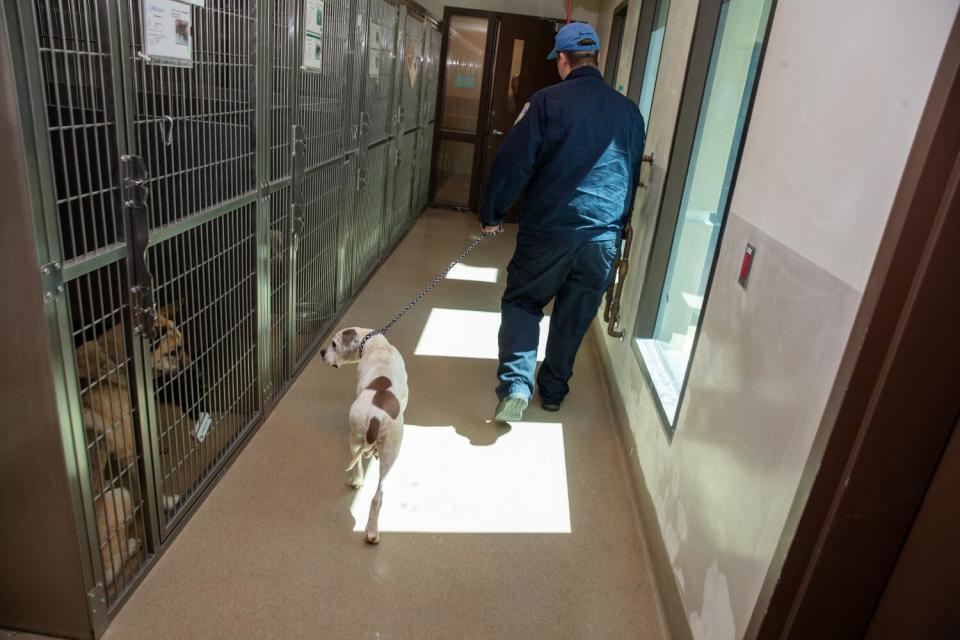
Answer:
xmin=491 ymin=128 xmax=505 ymax=136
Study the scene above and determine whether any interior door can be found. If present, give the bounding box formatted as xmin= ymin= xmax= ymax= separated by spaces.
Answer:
xmin=605 ymin=3 xmax=628 ymax=88
xmin=866 ymin=419 xmax=960 ymax=638
xmin=433 ymin=14 xmax=495 ymax=210
xmin=478 ymin=15 xmax=558 ymax=223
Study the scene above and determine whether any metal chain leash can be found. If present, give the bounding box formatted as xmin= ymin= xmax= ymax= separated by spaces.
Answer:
xmin=358 ymin=227 xmax=503 ymax=357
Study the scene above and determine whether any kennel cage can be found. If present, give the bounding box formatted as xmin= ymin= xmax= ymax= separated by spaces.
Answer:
xmin=0 ymin=1 xmax=441 ymax=637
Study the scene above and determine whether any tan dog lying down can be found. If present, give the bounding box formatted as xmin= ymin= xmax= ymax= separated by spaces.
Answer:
xmin=320 ymin=328 xmax=407 ymax=545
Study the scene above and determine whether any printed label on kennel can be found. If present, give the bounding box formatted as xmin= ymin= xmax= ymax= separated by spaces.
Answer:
xmin=303 ymin=0 xmax=326 ymax=71
xmin=192 ymin=412 xmax=213 ymax=443
xmin=141 ymin=0 xmax=195 ymax=67
xmin=369 ymin=23 xmax=382 ymax=79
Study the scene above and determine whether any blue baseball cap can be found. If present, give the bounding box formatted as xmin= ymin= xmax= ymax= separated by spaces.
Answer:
xmin=547 ymin=22 xmax=601 ymax=60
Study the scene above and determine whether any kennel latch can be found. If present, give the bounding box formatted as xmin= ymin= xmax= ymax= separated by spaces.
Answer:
xmin=121 ymin=154 xmax=156 ymax=340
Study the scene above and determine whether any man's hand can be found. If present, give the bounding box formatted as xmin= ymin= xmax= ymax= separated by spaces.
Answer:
xmin=481 ymin=224 xmax=501 ymax=234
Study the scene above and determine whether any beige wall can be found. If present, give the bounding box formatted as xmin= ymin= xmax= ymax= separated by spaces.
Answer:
xmin=733 ymin=0 xmax=959 ymax=293
xmin=594 ymin=0 xmax=959 ymax=639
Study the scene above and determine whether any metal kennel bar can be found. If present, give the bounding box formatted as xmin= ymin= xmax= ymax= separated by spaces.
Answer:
xmin=400 ymin=11 xmax=423 ymax=134
xmin=383 ymin=3 xmax=407 ymax=251
xmin=416 ymin=24 xmax=440 ymax=210
xmin=259 ymin=0 xmax=297 ymax=412
xmin=1 ymin=0 xmax=441 ymax=635
xmin=411 ymin=18 xmax=433 ymax=214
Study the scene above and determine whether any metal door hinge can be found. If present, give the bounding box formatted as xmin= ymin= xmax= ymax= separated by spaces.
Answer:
xmin=359 ymin=111 xmax=371 ymax=139
xmin=87 ymin=584 xmax=109 ymax=636
xmin=130 ymin=284 xmax=156 ymax=338
xmin=291 ymin=201 xmax=305 ymax=239
xmin=40 ymin=261 xmax=63 ymax=303
xmin=357 ymin=166 xmax=368 ymax=192
xmin=292 ymin=124 xmax=306 ymax=169
xmin=120 ymin=154 xmax=149 ymax=208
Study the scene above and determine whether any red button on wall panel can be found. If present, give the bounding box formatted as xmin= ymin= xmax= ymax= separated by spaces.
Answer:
xmin=739 ymin=243 xmax=755 ymax=288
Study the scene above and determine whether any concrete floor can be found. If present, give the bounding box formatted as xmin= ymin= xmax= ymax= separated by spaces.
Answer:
xmin=103 ymin=210 xmax=667 ymax=640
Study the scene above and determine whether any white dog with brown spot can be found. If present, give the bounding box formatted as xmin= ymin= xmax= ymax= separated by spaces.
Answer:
xmin=320 ymin=328 xmax=407 ymax=545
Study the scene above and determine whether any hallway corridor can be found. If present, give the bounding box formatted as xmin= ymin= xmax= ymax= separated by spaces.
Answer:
xmin=102 ymin=211 xmax=667 ymax=640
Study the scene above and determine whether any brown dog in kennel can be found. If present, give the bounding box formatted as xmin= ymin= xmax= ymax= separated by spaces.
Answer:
xmin=73 ymin=303 xmax=197 ymax=586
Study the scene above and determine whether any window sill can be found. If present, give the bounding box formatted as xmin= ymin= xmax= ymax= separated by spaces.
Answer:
xmin=633 ymin=338 xmax=681 ymax=432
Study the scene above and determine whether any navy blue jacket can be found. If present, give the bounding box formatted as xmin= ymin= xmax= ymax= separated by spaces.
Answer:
xmin=480 ymin=66 xmax=646 ymax=243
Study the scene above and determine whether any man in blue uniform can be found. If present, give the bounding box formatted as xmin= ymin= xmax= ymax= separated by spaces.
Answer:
xmin=481 ymin=22 xmax=646 ymax=422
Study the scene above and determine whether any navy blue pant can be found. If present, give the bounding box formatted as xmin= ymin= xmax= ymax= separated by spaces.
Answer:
xmin=497 ymin=237 xmax=618 ymax=403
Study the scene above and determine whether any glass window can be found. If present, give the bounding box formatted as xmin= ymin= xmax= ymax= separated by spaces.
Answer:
xmin=440 ymin=16 xmax=489 ymax=133
xmin=637 ymin=0 xmax=773 ymax=423
xmin=505 ymin=39 xmax=525 ymax=117
xmin=636 ymin=0 xmax=671 ymax=124
xmin=434 ymin=140 xmax=475 ymax=205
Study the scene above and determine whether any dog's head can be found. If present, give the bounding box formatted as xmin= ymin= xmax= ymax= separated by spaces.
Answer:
xmin=75 ymin=302 xmax=188 ymax=381
xmin=320 ymin=327 xmax=368 ymax=368
xmin=151 ymin=303 xmax=189 ymax=376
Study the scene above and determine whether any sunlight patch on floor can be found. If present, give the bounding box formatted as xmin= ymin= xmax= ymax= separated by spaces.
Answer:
xmin=445 ymin=263 xmax=499 ymax=283
xmin=414 ymin=308 xmax=550 ymax=360
xmin=349 ymin=422 xmax=571 ymax=534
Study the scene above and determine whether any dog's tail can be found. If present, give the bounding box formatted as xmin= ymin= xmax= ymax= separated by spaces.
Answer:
xmin=345 ymin=416 xmax=383 ymax=471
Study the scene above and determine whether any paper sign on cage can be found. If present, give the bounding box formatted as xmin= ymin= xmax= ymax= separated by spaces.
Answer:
xmin=302 ymin=0 xmax=325 ymax=71
xmin=368 ymin=22 xmax=381 ymax=79
xmin=141 ymin=0 xmax=195 ymax=67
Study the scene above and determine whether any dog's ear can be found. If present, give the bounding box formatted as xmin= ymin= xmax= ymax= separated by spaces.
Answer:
xmin=341 ymin=328 xmax=359 ymax=352
xmin=156 ymin=300 xmax=181 ymax=321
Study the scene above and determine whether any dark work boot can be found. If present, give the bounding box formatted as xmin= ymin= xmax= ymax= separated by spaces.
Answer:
xmin=541 ymin=398 xmax=562 ymax=412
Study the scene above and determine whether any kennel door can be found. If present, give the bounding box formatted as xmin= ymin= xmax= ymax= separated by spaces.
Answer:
xmin=19 ymin=0 xmax=163 ymax=615
xmin=121 ymin=0 xmax=263 ymax=535
xmin=290 ymin=0 xmax=356 ymax=363
xmin=400 ymin=12 xmax=423 ymax=135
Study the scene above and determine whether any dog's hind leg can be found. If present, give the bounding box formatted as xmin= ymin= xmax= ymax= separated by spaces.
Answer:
xmin=364 ymin=420 xmax=403 ymax=545
xmin=347 ymin=403 xmax=368 ymax=489
xmin=347 ymin=434 xmax=366 ymax=489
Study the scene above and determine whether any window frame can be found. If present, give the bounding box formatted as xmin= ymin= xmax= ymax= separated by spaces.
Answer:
xmin=631 ymin=0 xmax=779 ymax=437
xmin=604 ymin=2 xmax=629 ymax=87
xmin=625 ymin=0 xmax=671 ymax=108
